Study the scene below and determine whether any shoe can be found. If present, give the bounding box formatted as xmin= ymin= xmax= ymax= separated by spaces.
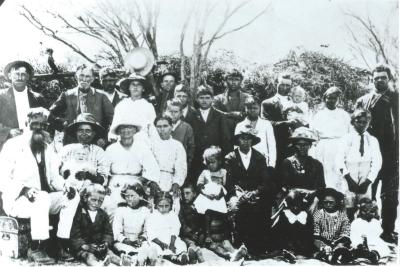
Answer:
xmin=380 ymin=232 xmax=398 ymax=244
xmin=281 ymin=249 xmax=296 ymax=264
xmin=179 ymin=252 xmax=189 ymax=265
xmin=59 ymin=247 xmax=74 ymax=262
xmin=187 ymin=247 xmax=198 ymax=264
xmin=28 ymin=248 xmax=56 ymax=265
xmin=368 ymin=250 xmax=380 ymax=265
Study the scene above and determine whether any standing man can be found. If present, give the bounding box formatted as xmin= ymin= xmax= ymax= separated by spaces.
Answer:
xmin=0 ymin=108 xmax=66 ymax=264
xmin=49 ymin=65 xmax=114 ymax=146
xmin=157 ymin=72 xmax=177 ymax=114
xmin=99 ymin=67 xmax=126 ymax=107
xmin=174 ymin=84 xmax=197 ymax=123
xmin=261 ymin=74 xmax=301 ymax=167
xmin=0 ymin=61 xmax=46 ymax=150
xmin=356 ymin=65 xmax=399 ymax=243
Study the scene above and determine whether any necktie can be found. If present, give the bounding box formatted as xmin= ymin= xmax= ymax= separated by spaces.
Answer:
xmin=79 ymin=93 xmax=88 ymax=113
xmin=359 ymin=134 xmax=364 ymax=156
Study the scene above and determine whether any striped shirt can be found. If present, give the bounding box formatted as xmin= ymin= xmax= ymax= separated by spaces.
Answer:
xmin=313 ymin=209 xmax=350 ymax=243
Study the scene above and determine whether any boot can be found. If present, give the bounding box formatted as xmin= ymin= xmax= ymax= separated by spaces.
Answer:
xmin=195 ymin=247 xmax=205 ymax=263
xmin=58 ymin=238 xmax=74 ymax=262
xmin=28 ymin=246 xmax=56 ymax=265
xmin=187 ymin=247 xmax=198 ymax=264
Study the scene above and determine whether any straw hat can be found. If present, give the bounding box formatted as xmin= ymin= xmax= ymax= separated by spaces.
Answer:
xmin=3 ymin=60 xmax=34 ymax=80
xmin=233 ymin=125 xmax=261 ymax=146
xmin=124 ymin=47 xmax=155 ymax=76
xmin=65 ymin=113 xmax=106 ymax=137
xmin=289 ymin=127 xmax=317 ymax=143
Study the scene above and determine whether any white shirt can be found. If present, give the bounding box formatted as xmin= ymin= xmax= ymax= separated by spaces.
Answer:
xmin=87 ymin=210 xmax=97 ymax=223
xmin=103 ymin=91 xmax=116 ymax=103
xmin=13 ymin=87 xmax=30 ymax=129
xmin=200 ymin=108 xmax=210 ymax=122
xmin=238 ymin=148 xmax=252 ymax=170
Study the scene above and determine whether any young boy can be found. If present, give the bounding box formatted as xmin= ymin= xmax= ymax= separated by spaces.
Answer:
xmin=187 ymin=85 xmax=232 ymax=180
xmin=165 ymin=98 xmax=196 ymax=169
xmin=235 ymin=96 xmax=277 ymax=167
xmin=70 ymin=184 xmax=120 ymax=266
xmin=179 ymin=184 xmax=205 ymax=263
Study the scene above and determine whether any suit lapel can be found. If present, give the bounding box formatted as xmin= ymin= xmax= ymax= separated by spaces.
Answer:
xmin=206 ymin=108 xmax=215 ymax=124
xmin=235 ymin=149 xmax=246 ymax=171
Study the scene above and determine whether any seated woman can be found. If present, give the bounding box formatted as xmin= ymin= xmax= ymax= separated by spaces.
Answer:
xmin=313 ymin=188 xmax=352 ymax=265
xmin=103 ymin=112 xmax=160 ymax=221
xmin=56 ymin=113 xmax=110 ymax=258
xmin=113 ymin=183 xmax=158 ymax=266
xmin=280 ymin=127 xmax=325 ymax=192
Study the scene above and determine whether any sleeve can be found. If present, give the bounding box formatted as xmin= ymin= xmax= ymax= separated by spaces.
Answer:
xmin=140 ymin=208 xmax=150 ymax=240
xmin=48 ymin=92 xmax=67 ymax=131
xmin=219 ymin=112 xmax=233 ymax=155
xmin=312 ymin=210 xmax=322 ymax=236
xmin=102 ymin=94 xmax=114 ymax=130
xmin=113 ymin=208 xmax=127 ymax=242
xmin=265 ymin=120 xmax=277 ymax=167
xmin=171 ymin=213 xmax=182 ymax=236
xmin=173 ymin=143 xmax=187 ymax=187
xmin=186 ymin=125 xmax=196 ymax=167
xmin=366 ymin=136 xmax=382 ymax=182
xmin=70 ymin=210 xmax=86 ymax=251
xmin=102 ymin=212 xmax=114 ymax=246
xmin=350 ymin=220 xmax=363 ymax=247
xmin=335 ymin=136 xmax=350 ymax=177
xmin=95 ymin=147 xmax=110 ymax=186
xmin=340 ymin=213 xmax=351 ymax=238
xmin=224 ymin=155 xmax=236 ymax=199
xmin=197 ymin=170 xmax=208 ymax=186
xmin=140 ymin=144 xmax=161 ymax=185
xmin=279 ymin=159 xmax=292 ymax=189
xmin=47 ymin=148 xmax=66 ymax=191
xmin=315 ymin=160 xmax=326 ymax=190
xmin=145 ymin=214 xmax=159 ymax=241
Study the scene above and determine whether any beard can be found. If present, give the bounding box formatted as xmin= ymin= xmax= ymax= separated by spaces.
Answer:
xmin=30 ymin=130 xmax=47 ymax=154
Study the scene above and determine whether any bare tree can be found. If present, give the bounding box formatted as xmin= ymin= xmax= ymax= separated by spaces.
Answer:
xmin=179 ymin=0 xmax=271 ymax=95
xmin=344 ymin=3 xmax=398 ymax=75
xmin=20 ymin=0 xmax=159 ymax=67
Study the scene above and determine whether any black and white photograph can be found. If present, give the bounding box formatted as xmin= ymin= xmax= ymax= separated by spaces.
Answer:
xmin=0 ymin=0 xmax=398 ymax=266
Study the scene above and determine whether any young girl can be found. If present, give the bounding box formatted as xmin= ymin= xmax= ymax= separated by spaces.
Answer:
xmin=70 ymin=184 xmax=121 ymax=266
xmin=194 ymin=146 xmax=228 ymax=215
xmin=313 ymin=188 xmax=352 ymax=265
xmin=193 ymin=146 xmax=247 ymax=261
xmin=113 ymin=183 xmax=158 ymax=266
xmin=146 ymin=192 xmax=190 ymax=264
xmin=351 ymin=198 xmax=392 ymax=264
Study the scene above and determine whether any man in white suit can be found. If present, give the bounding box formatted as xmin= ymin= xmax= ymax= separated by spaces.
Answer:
xmin=0 ymin=108 xmax=66 ymax=264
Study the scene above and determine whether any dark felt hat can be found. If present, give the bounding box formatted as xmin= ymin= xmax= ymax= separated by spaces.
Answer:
xmin=65 ymin=113 xmax=106 ymax=137
xmin=233 ymin=125 xmax=261 ymax=146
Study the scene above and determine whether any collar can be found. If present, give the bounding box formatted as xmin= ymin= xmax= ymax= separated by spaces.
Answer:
xmin=200 ymin=107 xmax=211 ymax=113
xmin=283 ymin=210 xmax=308 ymax=225
xmin=172 ymin=120 xmax=181 ymax=131
xmin=78 ymin=87 xmax=95 ymax=95
xmin=239 ymin=148 xmax=252 ymax=158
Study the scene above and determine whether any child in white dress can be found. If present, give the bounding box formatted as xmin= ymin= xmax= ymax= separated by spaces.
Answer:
xmin=146 ymin=192 xmax=189 ymax=264
xmin=113 ymin=183 xmax=158 ymax=266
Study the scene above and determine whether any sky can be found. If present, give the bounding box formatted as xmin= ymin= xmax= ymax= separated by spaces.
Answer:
xmin=0 ymin=0 xmax=398 ymax=70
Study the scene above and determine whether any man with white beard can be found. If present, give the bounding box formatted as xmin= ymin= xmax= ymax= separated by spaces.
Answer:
xmin=0 ymin=108 xmax=66 ymax=264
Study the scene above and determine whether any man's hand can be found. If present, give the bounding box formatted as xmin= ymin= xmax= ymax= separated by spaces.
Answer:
xmin=96 ymin=138 xmax=107 ymax=148
xmin=171 ymin=183 xmax=180 ymax=198
xmin=9 ymin=128 xmax=23 ymax=138
xmin=358 ymin=179 xmax=371 ymax=194
xmin=344 ymin=174 xmax=359 ymax=193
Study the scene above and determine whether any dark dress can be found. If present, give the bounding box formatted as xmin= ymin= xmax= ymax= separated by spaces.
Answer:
xmin=279 ymin=155 xmax=325 ymax=191
xmin=271 ymin=209 xmax=314 ymax=257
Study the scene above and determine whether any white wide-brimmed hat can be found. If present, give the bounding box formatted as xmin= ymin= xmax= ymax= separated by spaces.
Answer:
xmin=124 ymin=47 xmax=155 ymax=76
xmin=109 ymin=112 xmax=144 ymax=135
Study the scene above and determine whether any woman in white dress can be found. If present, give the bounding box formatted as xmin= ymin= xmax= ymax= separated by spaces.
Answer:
xmin=310 ymin=87 xmax=351 ymax=192
xmin=110 ymin=74 xmax=158 ymax=144
xmin=103 ymin=111 xmax=160 ymax=221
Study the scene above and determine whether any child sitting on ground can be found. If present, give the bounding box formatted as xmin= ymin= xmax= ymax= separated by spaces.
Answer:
xmin=271 ymin=189 xmax=314 ymax=261
xmin=146 ymin=192 xmax=190 ymax=264
xmin=113 ymin=183 xmax=158 ymax=266
xmin=194 ymin=146 xmax=247 ymax=261
xmin=313 ymin=188 xmax=352 ymax=265
xmin=70 ymin=184 xmax=121 ymax=266
xmin=179 ymin=183 xmax=206 ymax=264
xmin=351 ymin=198 xmax=392 ymax=264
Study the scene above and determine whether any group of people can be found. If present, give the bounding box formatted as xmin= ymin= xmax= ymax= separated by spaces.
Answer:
xmin=0 ymin=59 xmax=398 ymax=266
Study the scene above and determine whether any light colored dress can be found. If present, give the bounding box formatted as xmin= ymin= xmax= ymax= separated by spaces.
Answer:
xmin=102 ymin=140 xmax=160 ymax=221
xmin=335 ymin=129 xmax=382 ymax=205
xmin=310 ymin=107 xmax=351 ymax=191
xmin=151 ymin=137 xmax=187 ymax=192
xmin=350 ymin=218 xmax=391 ymax=257
xmin=194 ymin=169 xmax=228 ymax=214
xmin=146 ymin=210 xmax=187 ymax=255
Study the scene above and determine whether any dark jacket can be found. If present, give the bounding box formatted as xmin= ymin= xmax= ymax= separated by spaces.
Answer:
xmin=110 ymin=90 xmax=127 ymax=107
xmin=70 ymin=204 xmax=113 ymax=253
xmin=182 ymin=105 xmax=197 ymax=124
xmin=225 ymin=148 xmax=276 ymax=201
xmin=49 ymin=87 xmax=114 ymax=131
xmin=172 ymin=120 xmax=195 ymax=168
xmin=0 ymin=87 xmax=46 ymax=150
xmin=179 ymin=201 xmax=205 ymax=245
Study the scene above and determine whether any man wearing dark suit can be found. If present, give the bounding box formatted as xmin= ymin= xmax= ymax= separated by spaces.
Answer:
xmin=356 ymin=65 xmax=399 ymax=244
xmin=174 ymin=84 xmax=197 ymax=123
xmin=157 ymin=73 xmax=176 ymax=115
xmin=186 ymin=86 xmax=232 ymax=182
xmin=261 ymin=74 xmax=301 ymax=167
xmin=49 ymin=65 xmax=114 ymax=146
xmin=0 ymin=61 xmax=46 ymax=150
xmin=225 ymin=128 xmax=276 ymax=257
xmin=99 ymin=67 xmax=126 ymax=107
